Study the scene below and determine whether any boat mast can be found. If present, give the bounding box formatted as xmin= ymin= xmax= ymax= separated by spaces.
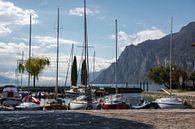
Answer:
xmin=93 ymin=51 xmax=95 ymax=83
xmin=115 ymin=19 xmax=118 ymax=94
xmin=28 ymin=14 xmax=32 ymax=88
xmin=84 ymin=0 xmax=89 ymax=87
xmin=84 ymin=0 xmax=93 ymax=106
xmin=21 ymin=51 xmax=24 ymax=87
xmin=55 ymin=8 xmax=60 ymax=98
xmin=65 ymin=44 xmax=74 ymax=87
xmin=170 ymin=17 xmax=173 ymax=96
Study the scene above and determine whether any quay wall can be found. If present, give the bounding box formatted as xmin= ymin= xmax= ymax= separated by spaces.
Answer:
xmin=0 ymin=86 xmax=142 ymax=94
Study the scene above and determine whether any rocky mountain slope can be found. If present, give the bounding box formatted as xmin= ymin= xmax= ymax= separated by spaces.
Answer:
xmin=95 ymin=22 xmax=195 ymax=84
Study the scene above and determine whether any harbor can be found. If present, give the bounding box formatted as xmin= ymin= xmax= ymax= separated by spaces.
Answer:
xmin=0 ymin=0 xmax=195 ymax=128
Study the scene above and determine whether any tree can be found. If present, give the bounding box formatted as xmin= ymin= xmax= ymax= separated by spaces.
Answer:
xmin=171 ymin=67 xmax=188 ymax=88
xmin=71 ymin=56 xmax=77 ymax=86
xmin=18 ymin=61 xmax=25 ymax=74
xmin=190 ymin=71 xmax=195 ymax=87
xmin=25 ymin=57 xmax=50 ymax=87
xmin=148 ymin=65 xmax=169 ymax=88
xmin=148 ymin=65 xmax=188 ymax=89
xmin=81 ymin=59 xmax=88 ymax=85
xmin=190 ymin=71 xmax=195 ymax=81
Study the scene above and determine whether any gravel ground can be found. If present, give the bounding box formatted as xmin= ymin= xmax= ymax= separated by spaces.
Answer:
xmin=0 ymin=110 xmax=194 ymax=129
xmin=75 ymin=109 xmax=195 ymax=129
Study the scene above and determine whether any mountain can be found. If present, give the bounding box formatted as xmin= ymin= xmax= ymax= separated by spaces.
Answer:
xmin=95 ymin=22 xmax=195 ymax=84
xmin=0 ymin=75 xmax=15 ymax=85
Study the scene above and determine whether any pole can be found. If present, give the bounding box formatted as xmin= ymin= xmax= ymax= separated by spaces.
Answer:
xmin=93 ymin=51 xmax=95 ymax=83
xmin=84 ymin=0 xmax=89 ymax=87
xmin=21 ymin=51 xmax=24 ymax=87
xmin=170 ymin=17 xmax=173 ymax=96
xmin=84 ymin=0 xmax=92 ymax=107
xmin=55 ymin=8 xmax=60 ymax=98
xmin=115 ymin=19 xmax=118 ymax=94
xmin=28 ymin=14 xmax=32 ymax=88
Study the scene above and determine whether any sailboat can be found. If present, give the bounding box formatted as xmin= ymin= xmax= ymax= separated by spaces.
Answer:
xmin=64 ymin=44 xmax=85 ymax=98
xmin=100 ymin=20 xmax=130 ymax=109
xmin=69 ymin=0 xmax=98 ymax=110
xmin=155 ymin=17 xmax=184 ymax=109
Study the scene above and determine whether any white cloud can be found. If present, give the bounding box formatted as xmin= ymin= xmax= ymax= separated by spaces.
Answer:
xmin=110 ymin=27 xmax=166 ymax=50
xmin=98 ymin=16 xmax=106 ymax=20
xmin=69 ymin=7 xmax=99 ymax=16
xmin=0 ymin=24 xmax=12 ymax=34
xmin=34 ymin=36 xmax=80 ymax=47
xmin=0 ymin=37 xmax=112 ymax=85
xmin=0 ymin=0 xmax=38 ymax=35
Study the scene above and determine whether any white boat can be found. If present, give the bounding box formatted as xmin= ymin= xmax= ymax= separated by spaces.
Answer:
xmin=101 ymin=94 xmax=130 ymax=109
xmin=15 ymin=102 xmax=43 ymax=111
xmin=65 ymin=87 xmax=85 ymax=98
xmin=1 ymin=85 xmax=21 ymax=106
xmin=69 ymin=95 xmax=98 ymax=110
xmin=155 ymin=98 xmax=184 ymax=109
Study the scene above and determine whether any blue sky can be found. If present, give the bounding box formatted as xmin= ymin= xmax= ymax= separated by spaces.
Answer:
xmin=0 ymin=0 xmax=195 ymax=85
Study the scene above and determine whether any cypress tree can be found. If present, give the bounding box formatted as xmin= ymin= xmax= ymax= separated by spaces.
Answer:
xmin=71 ymin=56 xmax=78 ymax=86
xmin=81 ymin=59 xmax=87 ymax=85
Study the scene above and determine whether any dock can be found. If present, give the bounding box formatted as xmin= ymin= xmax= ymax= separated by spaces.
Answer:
xmin=0 ymin=86 xmax=142 ymax=94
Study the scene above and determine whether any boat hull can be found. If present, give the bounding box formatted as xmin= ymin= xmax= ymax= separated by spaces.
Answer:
xmin=155 ymin=98 xmax=184 ymax=109
xmin=103 ymin=102 xmax=130 ymax=109
xmin=15 ymin=106 xmax=43 ymax=111
xmin=69 ymin=101 xmax=98 ymax=110
xmin=15 ymin=102 xmax=43 ymax=111
xmin=157 ymin=103 xmax=184 ymax=109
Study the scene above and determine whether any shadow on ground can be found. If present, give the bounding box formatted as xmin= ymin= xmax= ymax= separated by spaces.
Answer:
xmin=0 ymin=111 xmax=154 ymax=129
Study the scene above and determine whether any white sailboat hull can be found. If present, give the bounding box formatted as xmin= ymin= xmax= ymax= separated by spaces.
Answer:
xmin=15 ymin=102 xmax=43 ymax=111
xmin=155 ymin=98 xmax=184 ymax=109
xmin=69 ymin=101 xmax=87 ymax=110
xmin=157 ymin=103 xmax=184 ymax=109
xmin=69 ymin=100 xmax=98 ymax=110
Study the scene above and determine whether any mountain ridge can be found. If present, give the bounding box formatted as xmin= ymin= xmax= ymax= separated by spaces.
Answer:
xmin=95 ymin=22 xmax=195 ymax=84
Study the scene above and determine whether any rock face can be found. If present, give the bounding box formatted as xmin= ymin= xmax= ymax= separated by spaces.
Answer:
xmin=95 ymin=22 xmax=195 ymax=84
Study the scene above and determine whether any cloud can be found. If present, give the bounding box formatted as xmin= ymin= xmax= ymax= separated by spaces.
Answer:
xmin=33 ymin=36 xmax=80 ymax=47
xmin=0 ymin=39 xmax=112 ymax=85
xmin=69 ymin=7 xmax=100 ymax=16
xmin=98 ymin=16 xmax=106 ymax=20
xmin=0 ymin=0 xmax=38 ymax=35
xmin=0 ymin=24 xmax=12 ymax=34
xmin=110 ymin=27 xmax=166 ymax=50
xmin=0 ymin=42 xmax=28 ymax=56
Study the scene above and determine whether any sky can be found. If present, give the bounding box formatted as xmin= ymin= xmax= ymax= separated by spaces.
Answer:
xmin=0 ymin=0 xmax=195 ymax=86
